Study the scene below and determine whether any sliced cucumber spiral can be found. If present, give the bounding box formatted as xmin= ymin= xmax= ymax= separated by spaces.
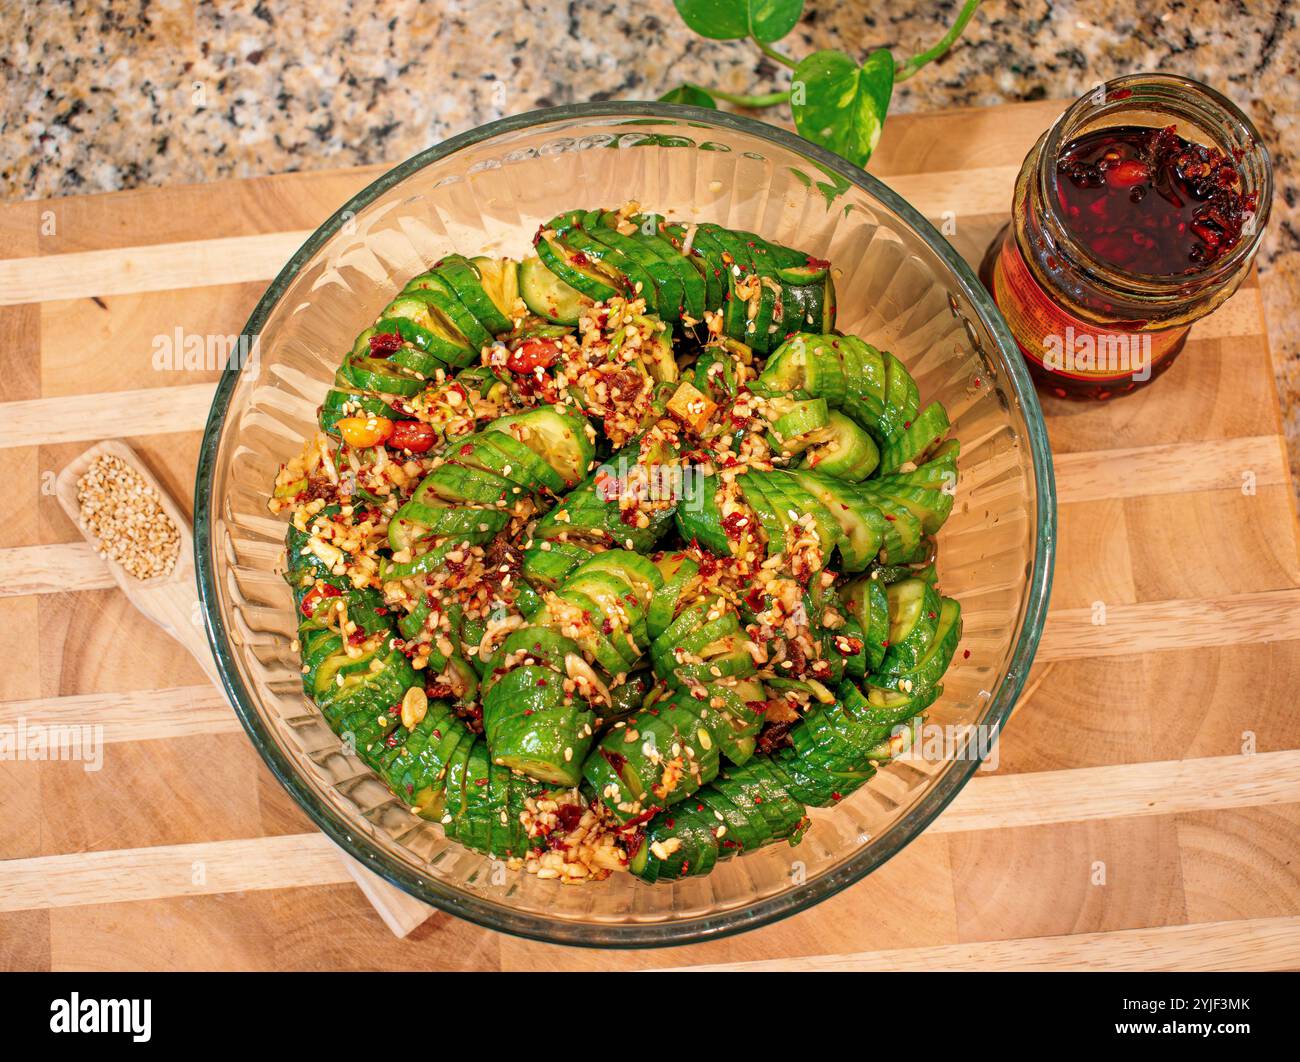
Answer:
xmin=629 ymin=590 xmax=962 ymax=881
xmin=281 ymin=205 xmax=971 ymax=881
xmin=481 ymin=549 xmax=663 ymax=786
xmin=519 ymin=210 xmax=834 ymax=352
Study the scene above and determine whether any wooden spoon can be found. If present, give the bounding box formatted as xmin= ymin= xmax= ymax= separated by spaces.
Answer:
xmin=57 ymin=439 xmax=435 ymax=938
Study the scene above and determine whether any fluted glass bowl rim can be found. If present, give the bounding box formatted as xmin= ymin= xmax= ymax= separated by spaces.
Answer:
xmin=194 ymin=101 xmax=1057 ymax=949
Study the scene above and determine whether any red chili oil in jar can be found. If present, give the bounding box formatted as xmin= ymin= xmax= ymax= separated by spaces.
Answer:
xmin=980 ymin=75 xmax=1270 ymax=401
xmin=1055 ymin=125 xmax=1256 ymax=276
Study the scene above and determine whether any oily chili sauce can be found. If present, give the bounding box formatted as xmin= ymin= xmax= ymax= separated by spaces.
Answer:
xmin=1055 ymin=124 xmax=1257 ymax=276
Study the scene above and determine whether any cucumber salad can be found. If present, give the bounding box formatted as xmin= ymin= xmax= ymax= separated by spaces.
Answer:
xmin=270 ymin=205 xmax=962 ymax=884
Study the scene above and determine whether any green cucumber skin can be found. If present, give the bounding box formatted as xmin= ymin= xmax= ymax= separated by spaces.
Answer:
xmin=482 ymin=665 xmax=594 ymax=787
xmin=433 ymin=254 xmax=514 ymax=336
xmin=288 ymin=209 xmax=968 ymax=880
xmin=583 ymin=697 xmax=720 ymax=823
xmin=753 ymin=333 xmax=945 ymax=455
xmin=519 ymin=254 xmax=594 ymax=325
xmin=535 ymin=234 xmax=620 ymax=302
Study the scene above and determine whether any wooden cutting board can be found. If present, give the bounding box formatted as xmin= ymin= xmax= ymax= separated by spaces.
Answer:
xmin=2 ymin=98 xmax=1298 ymax=972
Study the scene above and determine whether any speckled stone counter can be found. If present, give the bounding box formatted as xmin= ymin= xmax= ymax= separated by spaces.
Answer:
xmin=2 ymin=0 xmax=1296 ymax=479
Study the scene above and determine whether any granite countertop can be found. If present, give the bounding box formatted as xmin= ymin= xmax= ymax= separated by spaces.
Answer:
xmin=2 ymin=0 xmax=1296 ymax=479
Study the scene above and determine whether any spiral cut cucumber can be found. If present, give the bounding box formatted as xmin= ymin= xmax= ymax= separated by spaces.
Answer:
xmin=386 ymin=406 xmax=594 ymax=567
xmin=523 ymin=209 xmax=834 ymax=352
xmin=581 ymin=548 xmax=767 ymax=822
xmin=318 ymin=253 xmax=522 ymax=437
xmin=276 ymin=205 xmax=970 ymax=879
xmin=478 ymin=548 xmax=665 ymax=786
xmin=676 ymin=452 xmax=955 ymax=574
xmin=630 ymin=583 xmax=963 ymax=881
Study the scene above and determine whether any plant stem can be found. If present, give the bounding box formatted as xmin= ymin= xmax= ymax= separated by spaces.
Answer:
xmin=692 ymin=83 xmax=792 ymax=109
xmin=895 ymin=0 xmax=982 ymax=81
xmin=752 ymin=37 xmax=798 ymax=71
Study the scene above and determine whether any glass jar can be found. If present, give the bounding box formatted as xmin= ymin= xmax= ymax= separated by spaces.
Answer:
xmin=980 ymin=73 xmax=1272 ymax=400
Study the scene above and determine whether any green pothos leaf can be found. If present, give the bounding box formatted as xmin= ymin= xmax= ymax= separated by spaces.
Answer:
xmin=747 ymin=0 xmax=803 ymax=42
xmin=659 ymin=84 xmax=718 ymax=108
xmin=791 ymin=48 xmax=895 ymax=167
xmin=673 ymin=0 xmax=749 ymax=39
xmin=673 ymin=0 xmax=803 ymax=43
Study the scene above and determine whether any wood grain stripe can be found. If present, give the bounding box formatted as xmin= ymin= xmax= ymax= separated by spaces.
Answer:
xmin=0 ymin=685 xmax=236 ymax=742
xmin=2 ymin=750 xmax=1296 ymax=913
xmin=10 ymin=280 xmax=1251 ymax=440
xmin=1037 ymin=589 xmax=1300 ymax=661
xmin=0 ymin=384 xmax=216 ymax=449
xmin=9 ymin=535 xmax=1299 ymax=656
xmin=1 ymin=369 xmax=1286 ymax=515
xmin=1053 ymin=435 xmax=1290 ymax=504
xmin=0 ymin=170 xmax=1018 ymax=303
xmin=658 ymin=915 xmax=1300 ymax=971
xmin=0 ymin=170 xmax=1261 ymax=344
xmin=932 ymin=749 xmax=1300 ymax=834
xmin=0 ymin=231 xmax=311 ymax=306
xmin=0 ymin=834 xmax=346 ymax=912
xmin=0 ymin=543 xmax=115 ymax=597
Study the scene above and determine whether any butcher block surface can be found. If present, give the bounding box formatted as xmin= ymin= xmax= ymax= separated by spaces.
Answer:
xmin=2 ymin=98 xmax=1298 ymax=971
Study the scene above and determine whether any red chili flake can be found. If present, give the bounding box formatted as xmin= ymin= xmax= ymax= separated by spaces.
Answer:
xmin=753 ymin=796 xmax=762 ymax=804
xmin=830 ymin=791 xmax=842 ymax=802
xmin=619 ymin=806 xmax=659 ymax=830
xmin=881 ymin=640 xmax=891 ymax=648
xmin=666 ymin=818 xmax=675 ymax=828
xmin=928 ymin=611 xmax=937 ymax=619
xmin=903 ymin=421 xmax=912 ymax=429
xmin=600 ymin=618 xmax=613 ymax=635
xmin=963 ymin=649 xmax=971 ymax=659
xmin=460 ymin=443 xmax=474 ymax=456
xmin=522 ymin=709 xmax=534 ymax=716
xmin=475 ymin=777 xmax=489 ymax=786
xmin=806 ymin=255 xmax=830 ymax=269
xmin=556 ymin=804 xmax=584 ymax=832
xmin=368 ymin=331 xmax=403 ymax=357
xmin=696 ymin=804 xmax=705 ymax=812
xmin=299 ymin=582 xmax=343 ymax=618
xmin=883 ymin=514 xmax=896 ymax=521
xmin=536 ymin=679 xmax=548 ymax=687
xmin=722 ymin=510 xmax=750 ymax=540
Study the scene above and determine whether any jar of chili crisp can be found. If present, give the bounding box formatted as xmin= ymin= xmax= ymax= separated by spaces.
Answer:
xmin=980 ymin=73 xmax=1272 ymax=400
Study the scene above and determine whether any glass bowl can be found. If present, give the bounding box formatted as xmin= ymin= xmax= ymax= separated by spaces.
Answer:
xmin=195 ymin=103 xmax=1056 ymax=948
